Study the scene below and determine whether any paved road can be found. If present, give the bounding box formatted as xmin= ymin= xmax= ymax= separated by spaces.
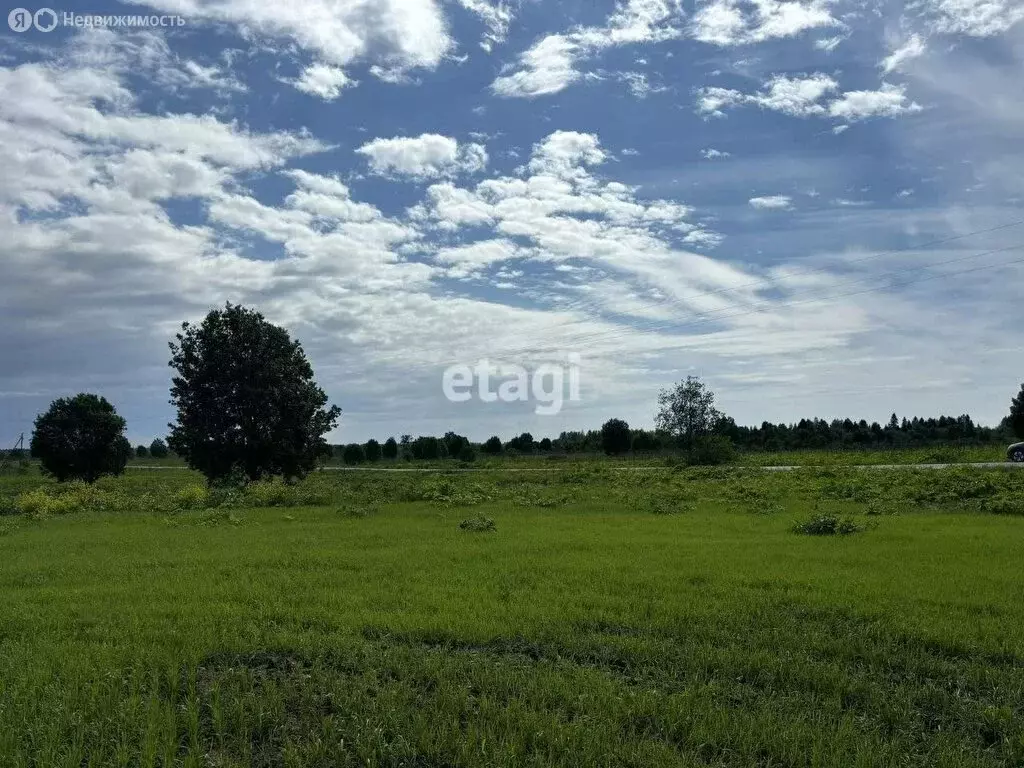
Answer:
xmin=130 ymin=462 xmax=1023 ymax=472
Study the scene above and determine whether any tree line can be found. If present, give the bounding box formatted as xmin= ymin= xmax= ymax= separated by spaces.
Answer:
xmin=13 ymin=304 xmax=1024 ymax=483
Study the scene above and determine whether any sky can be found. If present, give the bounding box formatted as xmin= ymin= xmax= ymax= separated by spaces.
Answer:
xmin=1 ymin=0 xmax=1022 ymax=445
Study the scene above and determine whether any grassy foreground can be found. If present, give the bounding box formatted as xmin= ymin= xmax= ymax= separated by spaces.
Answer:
xmin=1 ymin=465 xmax=1023 ymax=766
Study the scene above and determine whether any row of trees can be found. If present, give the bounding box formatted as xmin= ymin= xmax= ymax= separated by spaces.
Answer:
xmin=19 ymin=302 xmax=1024 ymax=483
xmin=336 ymin=377 xmax=1024 ymax=465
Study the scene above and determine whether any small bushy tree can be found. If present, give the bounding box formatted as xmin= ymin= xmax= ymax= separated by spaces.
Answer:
xmin=30 ymin=393 xmax=130 ymax=482
xmin=382 ymin=437 xmax=398 ymax=459
xmin=601 ymin=418 xmax=631 ymax=455
xmin=539 ymin=437 xmax=553 ymax=451
xmin=482 ymin=436 xmax=502 ymax=454
xmin=364 ymin=438 xmax=382 ymax=462
xmin=1010 ymin=383 xmax=1024 ymax=439
xmin=149 ymin=438 xmax=169 ymax=459
xmin=688 ymin=435 xmax=736 ymax=466
xmin=167 ymin=303 xmax=341 ymax=482
xmin=444 ymin=431 xmax=470 ymax=459
xmin=458 ymin=444 xmax=476 ymax=463
xmin=655 ymin=376 xmax=722 ymax=452
xmin=342 ymin=443 xmax=365 ymax=465
xmin=136 ymin=445 xmax=148 ymax=458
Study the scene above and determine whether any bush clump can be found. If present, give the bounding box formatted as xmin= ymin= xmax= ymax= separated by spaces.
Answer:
xmin=244 ymin=479 xmax=296 ymax=507
xmin=459 ymin=514 xmax=496 ymax=532
xmin=420 ymin=476 xmax=492 ymax=506
xmin=792 ymin=514 xmax=864 ymax=536
xmin=173 ymin=483 xmax=210 ymax=510
xmin=688 ymin=435 xmax=737 ymax=466
xmin=982 ymin=496 xmax=1024 ymax=516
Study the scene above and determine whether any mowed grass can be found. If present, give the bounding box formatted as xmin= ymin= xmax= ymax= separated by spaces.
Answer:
xmin=1 ymin=466 xmax=1023 ymax=766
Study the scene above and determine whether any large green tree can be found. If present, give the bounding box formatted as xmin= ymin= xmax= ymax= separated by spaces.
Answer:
xmin=655 ymin=376 xmax=722 ymax=452
xmin=1010 ymin=383 xmax=1024 ymax=439
xmin=167 ymin=303 xmax=341 ymax=483
xmin=30 ymin=393 xmax=130 ymax=482
xmin=601 ymin=418 xmax=631 ymax=455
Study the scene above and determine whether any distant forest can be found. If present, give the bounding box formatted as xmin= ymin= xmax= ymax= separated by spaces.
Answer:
xmin=325 ymin=413 xmax=1015 ymax=462
xmin=557 ymin=414 xmax=1013 ymax=454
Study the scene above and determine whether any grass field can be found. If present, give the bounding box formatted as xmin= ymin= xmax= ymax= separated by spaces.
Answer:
xmin=1 ymin=463 xmax=1023 ymax=766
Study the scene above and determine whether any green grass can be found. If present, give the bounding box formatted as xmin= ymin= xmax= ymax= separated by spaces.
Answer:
xmin=1 ymin=465 xmax=1023 ymax=766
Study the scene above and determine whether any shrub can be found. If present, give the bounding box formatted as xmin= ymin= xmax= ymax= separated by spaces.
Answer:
xmin=688 ymin=435 xmax=736 ymax=466
xmin=459 ymin=514 xmax=496 ymax=532
xmin=420 ymin=476 xmax=492 ymax=506
xmin=173 ymin=483 xmax=210 ymax=510
xmin=0 ymin=495 xmax=17 ymax=516
xmin=382 ymin=438 xmax=399 ymax=460
xmin=482 ymin=436 xmax=502 ymax=454
xmin=149 ymin=439 xmax=169 ymax=459
xmin=458 ymin=445 xmax=476 ymax=463
xmin=245 ymin=479 xmax=295 ymax=507
xmin=14 ymin=488 xmax=80 ymax=518
xmin=792 ymin=514 xmax=864 ymax=536
xmin=983 ymin=496 xmax=1024 ymax=516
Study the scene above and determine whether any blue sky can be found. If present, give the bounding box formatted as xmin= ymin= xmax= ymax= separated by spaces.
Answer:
xmin=1 ymin=0 xmax=1022 ymax=444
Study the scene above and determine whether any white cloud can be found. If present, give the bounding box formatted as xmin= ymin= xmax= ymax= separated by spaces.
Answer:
xmin=61 ymin=27 xmax=245 ymax=95
xmin=492 ymin=0 xmax=684 ymax=98
xmin=457 ymin=0 xmax=514 ymax=51
xmin=617 ymin=71 xmax=668 ymax=98
xmin=491 ymin=35 xmax=580 ymax=97
xmin=691 ymin=0 xmax=838 ymax=46
xmin=880 ymin=34 xmax=927 ymax=74
xmin=434 ymin=238 xmax=525 ymax=277
xmin=926 ymin=0 xmax=1024 ymax=36
xmin=128 ymin=0 xmax=452 ymax=74
xmin=697 ymin=73 xmax=837 ymax=117
xmin=814 ymin=35 xmax=846 ymax=52
xmin=701 ymin=148 xmax=731 ymax=158
xmin=527 ymin=131 xmax=607 ymax=177
xmin=828 ymin=83 xmax=923 ymax=121
xmin=754 ymin=73 xmax=839 ymax=116
xmin=291 ymin=63 xmax=353 ymax=100
xmin=699 ymin=75 xmax=921 ymax=123
xmin=695 ymin=86 xmax=744 ymax=117
xmin=832 ymin=124 xmax=849 ymax=134
xmin=749 ymin=195 xmax=794 ymax=209
xmin=356 ymin=134 xmax=488 ymax=178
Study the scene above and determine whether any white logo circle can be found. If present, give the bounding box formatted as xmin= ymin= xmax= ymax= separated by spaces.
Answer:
xmin=8 ymin=8 xmax=33 ymax=32
xmin=34 ymin=7 xmax=59 ymax=32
